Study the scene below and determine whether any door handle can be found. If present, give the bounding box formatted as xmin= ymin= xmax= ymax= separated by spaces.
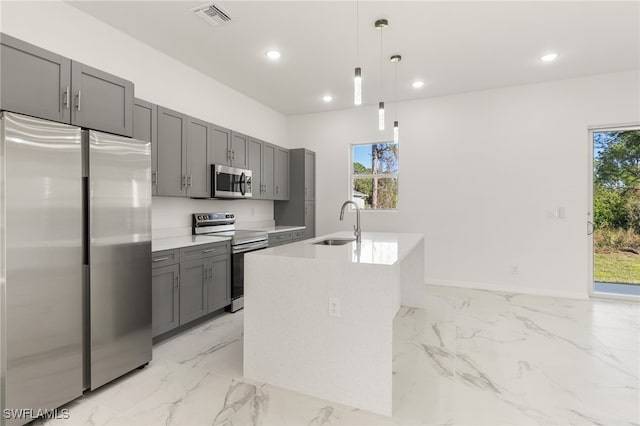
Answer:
xmin=587 ymin=221 xmax=594 ymax=235
xmin=63 ymin=86 xmax=70 ymax=110
xmin=202 ymin=248 xmax=218 ymax=253
xmin=182 ymin=175 xmax=187 ymax=187
xmin=153 ymin=256 xmax=169 ymax=262
xmin=75 ymin=90 xmax=81 ymax=111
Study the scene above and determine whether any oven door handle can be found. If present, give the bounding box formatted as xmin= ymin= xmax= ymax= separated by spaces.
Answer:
xmin=232 ymin=240 xmax=268 ymax=254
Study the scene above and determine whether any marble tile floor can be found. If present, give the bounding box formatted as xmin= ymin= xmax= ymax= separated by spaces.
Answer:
xmin=34 ymin=285 xmax=639 ymax=426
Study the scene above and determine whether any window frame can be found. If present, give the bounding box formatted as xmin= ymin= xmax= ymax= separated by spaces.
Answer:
xmin=349 ymin=141 xmax=399 ymax=211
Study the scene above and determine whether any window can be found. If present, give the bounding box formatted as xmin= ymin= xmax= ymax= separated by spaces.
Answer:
xmin=351 ymin=142 xmax=398 ymax=210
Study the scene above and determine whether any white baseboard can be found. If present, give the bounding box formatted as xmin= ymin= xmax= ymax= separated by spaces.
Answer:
xmin=426 ymin=278 xmax=588 ymax=300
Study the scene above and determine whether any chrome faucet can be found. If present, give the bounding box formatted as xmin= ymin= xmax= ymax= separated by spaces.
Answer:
xmin=340 ymin=200 xmax=361 ymax=243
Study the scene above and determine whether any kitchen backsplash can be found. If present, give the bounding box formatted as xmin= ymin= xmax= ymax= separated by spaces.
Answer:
xmin=152 ymin=197 xmax=275 ymax=238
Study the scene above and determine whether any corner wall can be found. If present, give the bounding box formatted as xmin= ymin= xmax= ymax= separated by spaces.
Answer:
xmin=287 ymin=71 xmax=640 ymax=299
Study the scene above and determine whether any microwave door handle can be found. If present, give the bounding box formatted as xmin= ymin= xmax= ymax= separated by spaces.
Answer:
xmin=240 ymin=172 xmax=246 ymax=196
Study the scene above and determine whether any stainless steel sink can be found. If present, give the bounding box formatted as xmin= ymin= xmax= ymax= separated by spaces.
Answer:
xmin=314 ymin=238 xmax=356 ymax=246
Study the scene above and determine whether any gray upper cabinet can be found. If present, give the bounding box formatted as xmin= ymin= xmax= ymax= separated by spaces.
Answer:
xmin=305 ymin=201 xmax=316 ymax=239
xmin=248 ymin=137 xmax=264 ymax=199
xmin=157 ymin=106 xmax=187 ymax=197
xmin=1 ymin=33 xmax=71 ymax=124
xmin=0 ymin=34 xmax=134 ymax=137
xmin=304 ymin=151 xmax=316 ymax=201
xmin=211 ymin=124 xmax=232 ymax=167
xmin=186 ymin=117 xmax=211 ymax=198
xmin=275 ymin=147 xmax=290 ymax=200
xmin=70 ymin=62 xmax=134 ymax=137
xmin=133 ymin=99 xmax=157 ymax=195
xmin=262 ymin=143 xmax=275 ymax=199
xmin=230 ymin=131 xmax=249 ymax=169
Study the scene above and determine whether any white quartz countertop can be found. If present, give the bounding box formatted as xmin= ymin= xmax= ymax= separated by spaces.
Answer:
xmin=249 ymin=231 xmax=424 ymax=265
xmin=246 ymin=225 xmax=306 ymax=234
xmin=152 ymin=235 xmax=231 ymax=252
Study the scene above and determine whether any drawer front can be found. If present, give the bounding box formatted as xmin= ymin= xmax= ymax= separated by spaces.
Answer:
xmin=269 ymin=232 xmax=292 ymax=247
xmin=151 ymin=249 xmax=179 ymax=268
xmin=292 ymin=229 xmax=306 ymax=241
xmin=180 ymin=241 xmax=230 ymax=261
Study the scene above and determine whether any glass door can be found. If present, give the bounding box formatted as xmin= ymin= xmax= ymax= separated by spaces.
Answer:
xmin=589 ymin=127 xmax=640 ymax=298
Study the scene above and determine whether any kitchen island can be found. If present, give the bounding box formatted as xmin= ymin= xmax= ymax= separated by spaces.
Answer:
xmin=243 ymin=231 xmax=424 ymax=416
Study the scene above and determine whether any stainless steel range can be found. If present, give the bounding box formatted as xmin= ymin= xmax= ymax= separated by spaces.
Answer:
xmin=192 ymin=213 xmax=268 ymax=312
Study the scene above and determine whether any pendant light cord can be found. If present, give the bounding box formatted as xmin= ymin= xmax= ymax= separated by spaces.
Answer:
xmin=380 ymin=26 xmax=383 ymax=96
xmin=395 ymin=61 xmax=398 ymax=120
xmin=356 ymin=0 xmax=360 ymax=61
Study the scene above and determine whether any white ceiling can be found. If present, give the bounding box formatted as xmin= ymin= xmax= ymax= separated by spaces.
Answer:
xmin=68 ymin=1 xmax=639 ymax=116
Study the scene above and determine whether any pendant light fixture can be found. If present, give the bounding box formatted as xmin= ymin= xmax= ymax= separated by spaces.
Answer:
xmin=375 ymin=18 xmax=388 ymax=130
xmin=390 ymin=54 xmax=401 ymax=143
xmin=354 ymin=1 xmax=362 ymax=106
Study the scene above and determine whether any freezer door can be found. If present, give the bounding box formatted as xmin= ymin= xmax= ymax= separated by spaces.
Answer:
xmin=87 ymin=130 xmax=152 ymax=390
xmin=2 ymin=112 xmax=83 ymax=426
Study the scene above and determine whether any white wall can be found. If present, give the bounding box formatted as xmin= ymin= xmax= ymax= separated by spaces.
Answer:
xmin=0 ymin=0 xmax=287 ymax=234
xmin=288 ymin=71 xmax=640 ymax=299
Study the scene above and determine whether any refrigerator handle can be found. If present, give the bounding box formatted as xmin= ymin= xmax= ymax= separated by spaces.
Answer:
xmin=63 ymin=86 xmax=70 ymax=109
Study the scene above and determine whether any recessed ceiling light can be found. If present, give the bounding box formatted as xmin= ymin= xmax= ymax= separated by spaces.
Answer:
xmin=540 ymin=53 xmax=558 ymax=62
xmin=265 ymin=50 xmax=281 ymax=60
xmin=412 ymin=81 xmax=425 ymax=89
xmin=322 ymin=95 xmax=333 ymax=103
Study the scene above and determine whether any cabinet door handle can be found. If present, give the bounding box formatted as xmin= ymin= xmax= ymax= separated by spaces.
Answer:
xmin=202 ymin=248 xmax=217 ymax=253
xmin=75 ymin=90 xmax=81 ymax=111
xmin=187 ymin=175 xmax=192 ymax=187
xmin=182 ymin=175 xmax=187 ymax=187
xmin=276 ymin=185 xmax=279 ymax=194
xmin=151 ymin=171 xmax=157 ymax=186
xmin=63 ymin=86 xmax=70 ymax=110
xmin=305 ymin=187 xmax=308 ymax=196
xmin=231 ymin=150 xmax=235 ymax=161
xmin=153 ymin=256 xmax=169 ymax=262
xmin=175 ymin=275 xmax=179 ymax=289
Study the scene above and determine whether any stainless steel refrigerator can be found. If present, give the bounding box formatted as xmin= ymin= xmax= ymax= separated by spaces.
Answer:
xmin=0 ymin=112 xmax=151 ymax=426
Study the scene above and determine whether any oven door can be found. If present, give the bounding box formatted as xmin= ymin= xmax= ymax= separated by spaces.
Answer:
xmin=212 ymin=164 xmax=252 ymax=199
xmin=230 ymin=240 xmax=268 ymax=312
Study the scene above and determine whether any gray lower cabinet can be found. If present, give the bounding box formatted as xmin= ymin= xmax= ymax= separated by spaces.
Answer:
xmin=275 ymin=147 xmax=289 ymax=200
xmin=1 ymin=33 xmax=134 ymax=137
xmin=269 ymin=231 xmax=293 ymax=247
xmin=133 ymin=99 xmax=158 ymax=195
xmin=186 ymin=117 xmax=211 ymax=198
xmin=151 ymin=242 xmax=231 ymax=338
xmin=248 ymin=137 xmax=264 ymax=199
xmin=179 ymin=258 xmax=208 ymax=324
xmin=207 ymin=255 xmax=231 ymax=312
xmin=70 ymin=62 xmax=134 ymax=137
xmin=157 ymin=106 xmax=187 ymax=197
xmin=0 ymin=33 xmax=71 ymax=124
xmin=151 ymin=264 xmax=180 ymax=337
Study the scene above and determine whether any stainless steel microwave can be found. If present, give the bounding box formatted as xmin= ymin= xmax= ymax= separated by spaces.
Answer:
xmin=212 ymin=164 xmax=252 ymax=199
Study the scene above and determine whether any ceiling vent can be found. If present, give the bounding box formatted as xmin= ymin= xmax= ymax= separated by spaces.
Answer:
xmin=192 ymin=3 xmax=232 ymax=27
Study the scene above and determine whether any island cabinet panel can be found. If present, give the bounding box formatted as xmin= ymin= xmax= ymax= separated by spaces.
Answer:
xmin=0 ymin=33 xmax=71 ymax=124
xmin=133 ymin=99 xmax=158 ymax=195
xmin=179 ymin=258 xmax=208 ymax=324
xmin=211 ymin=124 xmax=232 ymax=167
xmin=185 ymin=117 xmax=211 ymax=198
xmin=207 ymin=255 xmax=231 ymax=313
xmin=70 ymin=62 xmax=134 ymax=137
xmin=275 ymin=147 xmax=290 ymax=200
xmin=274 ymin=149 xmax=316 ymax=239
xmin=248 ymin=137 xmax=264 ymax=199
xmin=157 ymin=106 xmax=187 ymax=197
xmin=151 ymin=264 xmax=180 ymax=337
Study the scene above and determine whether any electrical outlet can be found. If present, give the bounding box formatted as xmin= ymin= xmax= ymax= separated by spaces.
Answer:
xmin=511 ymin=265 xmax=519 ymax=274
xmin=328 ymin=297 xmax=341 ymax=317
